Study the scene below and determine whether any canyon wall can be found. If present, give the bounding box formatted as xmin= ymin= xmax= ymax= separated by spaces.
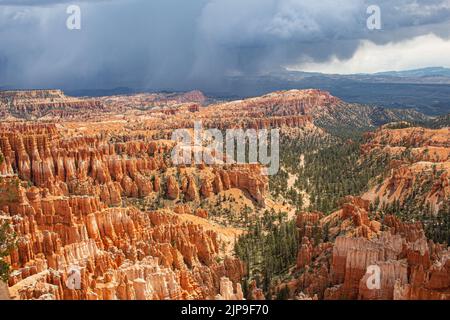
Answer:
xmin=292 ymin=196 xmax=450 ymax=300
xmin=0 ymin=122 xmax=262 ymax=300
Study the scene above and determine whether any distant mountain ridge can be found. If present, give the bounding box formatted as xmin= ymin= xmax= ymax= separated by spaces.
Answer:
xmin=216 ymin=67 xmax=450 ymax=116
xmin=5 ymin=67 xmax=447 ymax=116
xmin=373 ymin=67 xmax=450 ymax=78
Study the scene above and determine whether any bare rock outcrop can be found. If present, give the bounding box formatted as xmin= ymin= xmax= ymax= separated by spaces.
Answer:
xmin=293 ymin=197 xmax=450 ymax=300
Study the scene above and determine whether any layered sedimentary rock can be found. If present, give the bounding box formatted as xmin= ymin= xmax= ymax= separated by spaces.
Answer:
xmin=362 ymin=127 xmax=450 ymax=213
xmin=0 ymin=90 xmax=209 ymax=122
xmin=96 ymin=90 xmax=207 ymax=111
xmin=3 ymin=185 xmax=245 ymax=300
xmin=0 ymin=123 xmax=268 ymax=207
xmin=292 ymin=197 xmax=450 ymax=300
xmin=1 ymin=89 xmax=322 ymax=133
xmin=0 ymin=122 xmax=256 ymax=300
xmin=1 ymin=89 xmax=448 ymax=302
xmin=0 ymin=89 xmax=428 ymax=135
xmin=0 ymin=90 xmax=104 ymax=120
xmin=0 ymin=90 xmax=279 ymax=300
xmin=287 ymin=126 xmax=450 ymax=300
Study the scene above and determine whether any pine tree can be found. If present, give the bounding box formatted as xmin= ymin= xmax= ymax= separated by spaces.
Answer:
xmin=0 ymin=220 xmax=16 ymax=282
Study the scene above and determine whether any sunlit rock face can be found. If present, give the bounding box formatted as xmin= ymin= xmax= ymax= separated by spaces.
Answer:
xmin=279 ymin=126 xmax=449 ymax=300
xmin=1 ymin=89 xmax=448 ymax=300
xmin=0 ymin=120 xmax=254 ymax=300
xmin=292 ymin=197 xmax=450 ymax=300
xmin=361 ymin=127 xmax=450 ymax=213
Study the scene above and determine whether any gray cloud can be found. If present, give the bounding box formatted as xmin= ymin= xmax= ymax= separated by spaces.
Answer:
xmin=0 ymin=0 xmax=109 ymax=6
xmin=0 ymin=0 xmax=449 ymax=92
xmin=193 ymin=0 xmax=450 ymax=76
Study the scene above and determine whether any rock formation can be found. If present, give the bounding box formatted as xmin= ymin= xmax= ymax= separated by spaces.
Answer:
xmin=0 ymin=281 xmax=9 ymax=300
xmin=292 ymin=197 xmax=450 ymax=300
xmin=0 ymin=89 xmax=448 ymax=301
xmin=362 ymin=127 xmax=450 ymax=213
xmin=0 ymin=122 xmax=254 ymax=300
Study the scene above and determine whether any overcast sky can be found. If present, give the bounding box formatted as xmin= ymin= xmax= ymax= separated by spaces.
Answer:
xmin=0 ymin=0 xmax=450 ymax=90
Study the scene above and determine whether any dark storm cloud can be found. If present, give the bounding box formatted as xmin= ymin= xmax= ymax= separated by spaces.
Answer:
xmin=0 ymin=0 xmax=209 ymax=90
xmin=0 ymin=0 xmax=449 ymax=91
xmin=192 ymin=0 xmax=450 ymax=78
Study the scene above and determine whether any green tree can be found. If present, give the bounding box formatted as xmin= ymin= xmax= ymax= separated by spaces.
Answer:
xmin=0 ymin=220 xmax=16 ymax=282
